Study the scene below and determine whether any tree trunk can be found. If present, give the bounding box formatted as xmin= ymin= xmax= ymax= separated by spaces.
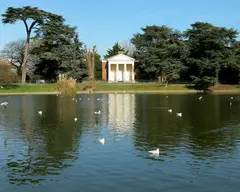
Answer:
xmin=21 ymin=34 xmax=30 ymax=84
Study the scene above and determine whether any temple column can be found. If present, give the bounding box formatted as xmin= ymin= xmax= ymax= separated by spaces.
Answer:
xmin=124 ymin=64 xmax=126 ymax=82
xmin=132 ymin=64 xmax=135 ymax=81
xmin=116 ymin=64 xmax=119 ymax=82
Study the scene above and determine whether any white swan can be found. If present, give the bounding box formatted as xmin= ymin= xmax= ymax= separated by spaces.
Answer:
xmin=176 ymin=113 xmax=182 ymax=117
xmin=148 ymin=148 xmax=159 ymax=155
xmin=98 ymin=138 xmax=105 ymax=145
xmin=38 ymin=111 xmax=42 ymax=115
xmin=94 ymin=110 xmax=101 ymax=115
xmin=74 ymin=118 xmax=77 ymax=122
xmin=0 ymin=102 xmax=8 ymax=107
xmin=168 ymin=109 xmax=172 ymax=113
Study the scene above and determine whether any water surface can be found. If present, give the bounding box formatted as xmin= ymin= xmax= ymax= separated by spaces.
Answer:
xmin=0 ymin=94 xmax=240 ymax=192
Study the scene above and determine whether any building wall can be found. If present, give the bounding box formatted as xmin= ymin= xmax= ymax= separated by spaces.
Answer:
xmin=102 ymin=61 xmax=107 ymax=81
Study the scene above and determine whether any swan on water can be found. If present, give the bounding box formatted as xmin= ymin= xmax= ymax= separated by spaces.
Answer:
xmin=0 ymin=102 xmax=8 ymax=108
xmin=98 ymin=138 xmax=105 ymax=145
xmin=148 ymin=148 xmax=159 ymax=155
xmin=176 ymin=113 xmax=182 ymax=117
xmin=94 ymin=110 xmax=101 ymax=115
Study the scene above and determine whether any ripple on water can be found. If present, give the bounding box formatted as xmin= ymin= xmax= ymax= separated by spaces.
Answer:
xmin=0 ymin=94 xmax=240 ymax=191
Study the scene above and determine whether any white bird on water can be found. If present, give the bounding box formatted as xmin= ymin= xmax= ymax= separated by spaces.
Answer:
xmin=168 ymin=109 xmax=172 ymax=113
xmin=74 ymin=118 xmax=77 ymax=122
xmin=38 ymin=111 xmax=42 ymax=115
xmin=231 ymin=97 xmax=234 ymax=100
xmin=199 ymin=96 xmax=202 ymax=100
xmin=94 ymin=110 xmax=101 ymax=115
xmin=230 ymin=102 xmax=232 ymax=106
xmin=148 ymin=148 xmax=159 ymax=155
xmin=97 ymin=98 xmax=100 ymax=101
xmin=0 ymin=102 xmax=8 ymax=107
xmin=176 ymin=113 xmax=182 ymax=117
xmin=98 ymin=138 xmax=105 ymax=145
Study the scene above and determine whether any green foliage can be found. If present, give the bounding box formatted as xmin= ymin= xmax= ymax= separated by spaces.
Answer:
xmin=104 ymin=42 xmax=126 ymax=59
xmin=31 ymin=21 xmax=87 ymax=80
xmin=2 ymin=6 xmax=64 ymax=83
xmin=95 ymin=53 xmax=102 ymax=79
xmin=0 ymin=60 xmax=19 ymax=84
xmin=185 ymin=22 xmax=239 ymax=85
xmin=192 ymin=76 xmax=215 ymax=90
xmin=131 ymin=25 xmax=188 ymax=83
xmin=2 ymin=6 xmax=64 ymax=30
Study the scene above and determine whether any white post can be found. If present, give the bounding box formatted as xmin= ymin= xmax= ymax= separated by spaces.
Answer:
xmin=132 ymin=63 xmax=135 ymax=82
xmin=124 ymin=64 xmax=126 ymax=82
xmin=116 ymin=64 xmax=119 ymax=82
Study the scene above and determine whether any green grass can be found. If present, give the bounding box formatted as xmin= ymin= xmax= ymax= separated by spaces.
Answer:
xmin=83 ymin=83 xmax=190 ymax=91
xmin=0 ymin=84 xmax=57 ymax=93
xmin=0 ymin=83 xmax=240 ymax=94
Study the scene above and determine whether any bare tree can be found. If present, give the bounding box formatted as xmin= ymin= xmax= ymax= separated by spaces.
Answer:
xmin=121 ymin=40 xmax=136 ymax=57
xmin=0 ymin=39 xmax=25 ymax=74
xmin=84 ymin=45 xmax=96 ymax=81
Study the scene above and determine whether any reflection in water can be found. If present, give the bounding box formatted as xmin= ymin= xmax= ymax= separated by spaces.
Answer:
xmin=133 ymin=95 xmax=240 ymax=163
xmin=1 ymin=94 xmax=240 ymax=191
xmin=108 ymin=94 xmax=135 ymax=130
xmin=1 ymin=95 xmax=81 ymax=185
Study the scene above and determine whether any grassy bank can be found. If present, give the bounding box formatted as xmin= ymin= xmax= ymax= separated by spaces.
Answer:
xmin=0 ymin=83 xmax=239 ymax=94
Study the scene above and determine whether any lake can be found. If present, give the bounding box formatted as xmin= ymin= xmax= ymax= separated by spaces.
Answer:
xmin=0 ymin=94 xmax=240 ymax=192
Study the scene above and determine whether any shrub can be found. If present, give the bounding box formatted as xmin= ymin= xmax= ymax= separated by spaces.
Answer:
xmin=57 ymin=74 xmax=77 ymax=95
xmin=192 ymin=76 xmax=215 ymax=90
xmin=0 ymin=60 xmax=19 ymax=85
xmin=82 ymin=85 xmax=95 ymax=93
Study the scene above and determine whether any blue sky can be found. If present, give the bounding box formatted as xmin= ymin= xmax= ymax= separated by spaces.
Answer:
xmin=1 ymin=0 xmax=240 ymax=57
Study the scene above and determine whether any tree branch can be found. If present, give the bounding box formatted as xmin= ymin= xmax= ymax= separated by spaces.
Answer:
xmin=10 ymin=60 xmax=18 ymax=68
xmin=29 ymin=20 xmax=38 ymax=32
xmin=23 ymin=19 xmax=29 ymax=34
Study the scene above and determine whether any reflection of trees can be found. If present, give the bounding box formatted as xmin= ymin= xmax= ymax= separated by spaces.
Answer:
xmin=78 ymin=94 xmax=105 ymax=137
xmin=133 ymin=94 xmax=240 ymax=161
xmin=134 ymin=95 xmax=186 ymax=153
xmin=5 ymin=95 xmax=82 ymax=185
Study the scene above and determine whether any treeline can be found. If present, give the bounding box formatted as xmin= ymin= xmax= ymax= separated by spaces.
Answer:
xmin=106 ymin=23 xmax=240 ymax=89
xmin=1 ymin=6 xmax=240 ymax=89
xmin=1 ymin=6 xmax=102 ymax=84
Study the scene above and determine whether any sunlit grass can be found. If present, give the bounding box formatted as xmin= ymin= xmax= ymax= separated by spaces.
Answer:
xmin=0 ymin=82 xmax=239 ymax=94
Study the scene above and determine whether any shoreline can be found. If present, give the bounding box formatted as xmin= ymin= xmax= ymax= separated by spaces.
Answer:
xmin=0 ymin=89 xmax=240 ymax=95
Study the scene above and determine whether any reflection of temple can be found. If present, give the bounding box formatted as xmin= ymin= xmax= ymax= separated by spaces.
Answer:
xmin=108 ymin=94 xmax=136 ymax=129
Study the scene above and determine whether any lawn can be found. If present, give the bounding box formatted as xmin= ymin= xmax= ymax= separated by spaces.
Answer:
xmin=0 ymin=84 xmax=57 ymax=93
xmin=0 ymin=82 xmax=239 ymax=94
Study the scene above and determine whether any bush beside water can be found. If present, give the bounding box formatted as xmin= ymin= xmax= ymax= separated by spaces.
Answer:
xmin=57 ymin=74 xmax=77 ymax=95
